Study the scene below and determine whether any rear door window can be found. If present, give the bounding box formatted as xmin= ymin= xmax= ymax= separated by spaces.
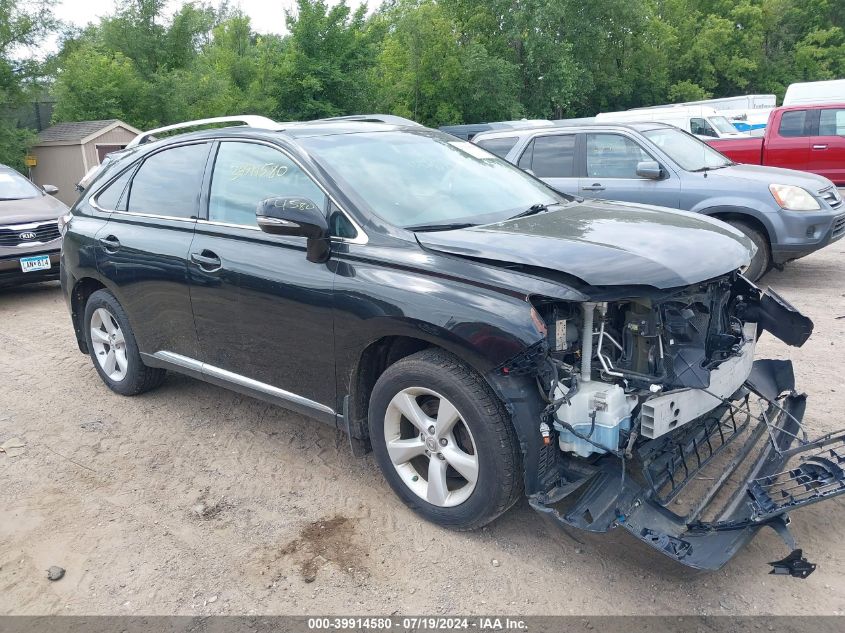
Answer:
xmin=519 ymin=135 xmax=576 ymax=178
xmin=586 ymin=134 xmax=652 ymax=178
xmin=475 ymin=136 xmax=518 ymax=159
xmin=819 ymin=109 xmax=845 ymax=137
xmin=125 ymin=143 xmax=210 ymax=218
xmin=95 ymin=168 xmax=135 ymax=211
xmin=778 ymin=110 xmax=808 ymax=137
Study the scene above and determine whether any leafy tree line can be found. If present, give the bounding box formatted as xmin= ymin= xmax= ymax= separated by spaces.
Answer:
xmin=1 ymin=0 xmax=843 ymax=169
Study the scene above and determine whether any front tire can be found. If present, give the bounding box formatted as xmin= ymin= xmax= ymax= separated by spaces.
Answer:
xmin=368 ymin=349 xmax=522 ymax=530
xmin=83 ymin=289 xmax=166 ymax=396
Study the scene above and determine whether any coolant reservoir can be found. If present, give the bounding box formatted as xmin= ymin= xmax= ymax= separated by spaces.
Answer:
xmin=553 ymin=382 xmax=637 ymax=458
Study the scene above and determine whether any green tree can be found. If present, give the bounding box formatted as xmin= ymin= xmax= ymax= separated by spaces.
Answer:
xmin=266 ymin=0 xmax=377 ymax=120
xmin=373 ymin=0 xmax=464 ymax=124
xmin=46 ymin=0 xmax=845 ymax=132
xmin=0 ymin=0 xmax=56 ymax=170
xmin=98 ymin=0 xmax=167 ymax=78
xmin=52 ymin=42 xmax=154 ymax=127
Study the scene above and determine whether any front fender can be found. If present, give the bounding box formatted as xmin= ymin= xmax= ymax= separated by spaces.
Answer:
xmin=693 ymin=201 xmax=777 ymax=243
xmin=333 ymin=257 xmax=545 ymax=378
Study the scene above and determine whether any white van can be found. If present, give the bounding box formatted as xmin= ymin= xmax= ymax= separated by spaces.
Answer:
xmin=631 ymin=94 xmax=776 ymax=112
xmin=595 ymin=106 xmax=749 ymax=139
xmin=783 ymin=79 xmax=845 ymax=106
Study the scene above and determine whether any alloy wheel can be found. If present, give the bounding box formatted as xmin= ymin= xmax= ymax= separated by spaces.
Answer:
xmin=383 ymin=386 xmax=479 ymax=507
xmin=90 ymin=307 xmax=129 ymax=382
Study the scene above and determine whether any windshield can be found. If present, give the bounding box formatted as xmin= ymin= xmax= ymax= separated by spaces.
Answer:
xmin=710 ymin=116 xmax=739 ymax=134
xmin=0 ymin=169 xmax=42 ymax=200
xmin=299 ymin=130 xmax=562 ymax=229
xmin=643 ymin=128 xmax=733 ymax=171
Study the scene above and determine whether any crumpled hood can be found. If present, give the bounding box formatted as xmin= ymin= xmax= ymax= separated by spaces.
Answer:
xmin=416 ymin=200 xmax=754 ymax=289
xmin=715 ymin=163 xmax=834 ymax=193
xmin=0 ymin=194 xmax=68 ymax=225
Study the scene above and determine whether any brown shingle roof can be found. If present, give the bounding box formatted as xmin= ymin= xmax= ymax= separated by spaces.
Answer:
xmin=37 ymin=120 xmax=120 ymax=143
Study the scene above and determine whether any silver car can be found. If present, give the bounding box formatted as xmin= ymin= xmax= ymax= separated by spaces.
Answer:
xmin=472 ymin=122 xmax=844 ymax=280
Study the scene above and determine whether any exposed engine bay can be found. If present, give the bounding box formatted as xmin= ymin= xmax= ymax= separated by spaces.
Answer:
xmin=520 ymin=272 xmax=845 ymax=576
xmin=533 ymin=274 xmax=772 ymax=456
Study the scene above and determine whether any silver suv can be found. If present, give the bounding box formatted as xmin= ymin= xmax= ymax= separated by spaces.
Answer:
xmin=473 ymin=122 xmax=844 ymax=280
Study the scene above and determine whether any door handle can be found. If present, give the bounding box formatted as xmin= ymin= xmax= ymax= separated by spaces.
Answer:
xmin=98 ymin=235 xmax=120 ymax=252
xmin=581 ymin=184 xmax=605 ymax=191
xmin=812 ymin=144 xmax=828 ymax=150
xmin=191 ymin=250 xmax=222 ymax=271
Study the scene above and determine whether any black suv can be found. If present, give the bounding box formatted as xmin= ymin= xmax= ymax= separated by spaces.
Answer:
xmin=61 ymin=115 xmax=844 ymax=574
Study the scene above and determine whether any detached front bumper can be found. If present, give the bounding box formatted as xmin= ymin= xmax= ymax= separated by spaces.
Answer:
xmin=530 ymin=359 xmax=845 ymax=575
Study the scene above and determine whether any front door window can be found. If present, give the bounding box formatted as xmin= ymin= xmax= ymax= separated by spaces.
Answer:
xmin=586 ymin=134 xmax=651 ymax=179
xmin=208 ymin=142 xmax=327 ymax=227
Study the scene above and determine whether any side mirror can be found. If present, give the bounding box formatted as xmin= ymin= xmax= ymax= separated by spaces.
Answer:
xmin=636 ymin=160 xmax=663 ymax=180
xmin=256 ymin=197 xmax=330 ymax=263
xmin=43 ymin=184 xmax=59 ymax=195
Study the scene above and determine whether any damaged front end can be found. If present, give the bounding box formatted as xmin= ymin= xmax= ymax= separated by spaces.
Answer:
xmin=517 ymin=273 xmax=844 ymax=576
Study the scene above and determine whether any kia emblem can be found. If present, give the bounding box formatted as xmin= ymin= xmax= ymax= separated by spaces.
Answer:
xmin=19 ymin=231 xmax=37 ymax=240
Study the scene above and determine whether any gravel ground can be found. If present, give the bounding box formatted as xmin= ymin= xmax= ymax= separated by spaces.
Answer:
xmin=1 ymin=240 xmax=844 ymax=616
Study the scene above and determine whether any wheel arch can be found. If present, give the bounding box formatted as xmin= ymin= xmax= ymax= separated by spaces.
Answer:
xmin=346 ymin=333 xmax=489 ymax=443
xmin=70 ymin=277 xmax=108 ymax=353
xmin=344 ymin=330 xmax=550 ymax=498
xmin=699 ymin=206 xmax=773 ymax=248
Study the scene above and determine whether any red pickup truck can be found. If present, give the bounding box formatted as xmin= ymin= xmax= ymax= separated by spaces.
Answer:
xmin=706 ymin=104 xmax=845 ymax=185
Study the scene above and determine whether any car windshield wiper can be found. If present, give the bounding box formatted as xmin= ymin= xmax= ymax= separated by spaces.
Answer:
xmin=508 ymin=202 xmax=555 ymax=220
xmin=406 ymin=222 xmax=479 ymax=232
xmin=690 ymin=163 xmax=733 ymax=173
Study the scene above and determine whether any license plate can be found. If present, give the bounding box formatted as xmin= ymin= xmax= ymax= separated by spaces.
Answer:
xmin=20 ymin=255 xmax=51 ymax=273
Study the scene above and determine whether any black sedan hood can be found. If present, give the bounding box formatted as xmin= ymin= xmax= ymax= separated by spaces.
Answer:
xmin=416 ymin=200 xmax=754 ymax=289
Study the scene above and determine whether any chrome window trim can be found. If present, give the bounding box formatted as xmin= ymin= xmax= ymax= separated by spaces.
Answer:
xmin=196 ymin=218 xmax=365 ymax=246
xmin=197 ymin=219 xmax=261 ymax=231
xmin=107 ymin=209 xmax=197 ymax=223
xmin=152 ymin=351 xmax=335 ymax=416
xmin=206 ymin=137 xmax=369 ymax=245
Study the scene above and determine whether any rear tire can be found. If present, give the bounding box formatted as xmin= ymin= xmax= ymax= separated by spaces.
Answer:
xmin=727 ymin=220 xmax=771 ymax=281
xmin=83 ymin=289 xmax=166 ymax=396
xmin=368 ymin=349 xmax=522 ymax=530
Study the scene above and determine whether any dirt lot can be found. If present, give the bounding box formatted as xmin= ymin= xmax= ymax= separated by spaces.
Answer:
xmin=1 ymin=241 xmax=845 ymax=616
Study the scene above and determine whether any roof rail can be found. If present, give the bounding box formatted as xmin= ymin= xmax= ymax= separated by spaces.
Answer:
xmin=315 ymin=114 xmax=423 ymax=127
xmin=126 ymin=115 xmax=282 ymax=148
